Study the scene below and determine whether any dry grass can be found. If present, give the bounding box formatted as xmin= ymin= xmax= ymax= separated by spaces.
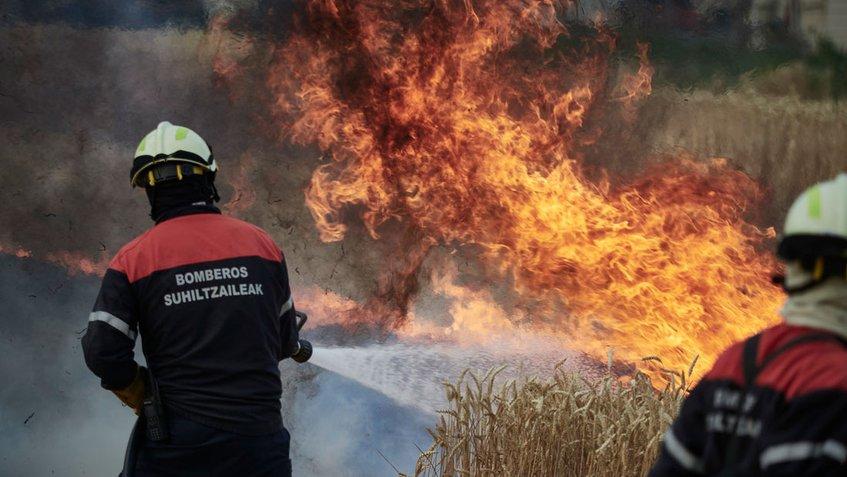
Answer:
xmin=414 ymin=359 xmax=693 ymax=477
xmin=638 ymin=87 xmax=847 ymax=225
xmin=586 ymin=85 xmax=846 ymax=229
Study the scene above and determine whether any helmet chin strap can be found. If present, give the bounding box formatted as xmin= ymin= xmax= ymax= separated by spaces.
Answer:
xmin=210 ymin=182 xmax=220 ymax=203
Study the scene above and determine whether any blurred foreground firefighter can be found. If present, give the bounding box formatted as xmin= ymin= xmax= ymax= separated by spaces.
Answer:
xmin=650 ymin=175 xmax=847 ymax=476
xmin=81 ymin=121 xmax=312 ymax=477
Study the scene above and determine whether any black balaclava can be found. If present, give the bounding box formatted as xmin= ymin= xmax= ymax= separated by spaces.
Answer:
xmin=145 ymin=175 xmax=220 ymax=223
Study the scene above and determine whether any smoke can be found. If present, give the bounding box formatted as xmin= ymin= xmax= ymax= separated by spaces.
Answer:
xmin=0 ymin=254 xmax=437 ymax=475
xmin=280 ymin=360 xmax=433 ymax=476
xmin=0 ymin=255 xmax=132 ymax=475
xmin=1 ymin=0 xmax=209 ymax=29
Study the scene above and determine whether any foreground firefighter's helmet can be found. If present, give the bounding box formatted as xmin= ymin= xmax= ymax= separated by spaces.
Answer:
xmin=777 ymin=173 xmax=847 ymax=293
xmin=130 ymin=121 xmax=218 ymax=188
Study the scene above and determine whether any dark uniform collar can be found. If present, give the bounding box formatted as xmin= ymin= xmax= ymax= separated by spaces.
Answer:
xmin=154 ymin=203 xmax=221 ymax=224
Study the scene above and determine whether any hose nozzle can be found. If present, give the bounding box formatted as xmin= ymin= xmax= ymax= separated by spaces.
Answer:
xmin=292 ymin=311 xmax=312 ymax=362
xmin=292 ymin=339 xmax=312 ymax=363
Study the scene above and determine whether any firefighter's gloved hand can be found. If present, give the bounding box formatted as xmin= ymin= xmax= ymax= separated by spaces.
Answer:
xmin=111 ymin=366 xmax=146 ymax=414
xmin=292 ymin=339 xmax=313 ymax=363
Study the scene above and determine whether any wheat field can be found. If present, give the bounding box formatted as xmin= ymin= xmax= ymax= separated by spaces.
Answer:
xmin=414 ymin=360 xmax=691 ymax=477
xmin=640 ymin=86 xmax=847 ymax=224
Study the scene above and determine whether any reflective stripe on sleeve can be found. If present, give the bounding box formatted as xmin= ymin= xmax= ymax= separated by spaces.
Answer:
xmin=760 ymin=440 xmax=847 ymax=469
xmin=279 ymin=295 xmax=293 ymax=316
xmin=88 ymin=311 xmax=136 ymax=341
xmin=663 ymin=430 xmax=705 ymax=474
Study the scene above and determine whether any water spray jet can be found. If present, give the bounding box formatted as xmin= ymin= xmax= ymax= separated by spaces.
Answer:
xmin=305 ymin=335 xmax=603 ymax=413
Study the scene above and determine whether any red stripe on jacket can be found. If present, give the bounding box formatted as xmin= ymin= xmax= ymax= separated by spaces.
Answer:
xmin=108 ymin=213 xmax=282 ymax=283
xmin=706 ymin=323 xmax=847 ymax=400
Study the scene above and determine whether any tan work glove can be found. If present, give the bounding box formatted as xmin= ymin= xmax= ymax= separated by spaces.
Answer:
xmin=111 ymin=367 xmax=146 ymax=414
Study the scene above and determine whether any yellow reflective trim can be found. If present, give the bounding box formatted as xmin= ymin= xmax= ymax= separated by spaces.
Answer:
xmin=131 ymin=158 xmax=209 ymax=187
xmin=148 ymin=170 xmax=156 ymax=187
xmin=176 ymin=164 xmax=183 ymax=180
xmin=193 ymin=166 xmax=203 ymax=174
xmin=808 ymin=186 xmax=822 ymax=219
xmin=175 ymin=127 xmax=189 ymax=141
xmin=814 ymin=257 xmax=825 ymax=280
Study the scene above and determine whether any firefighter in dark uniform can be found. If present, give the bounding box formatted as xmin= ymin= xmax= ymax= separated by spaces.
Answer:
xmin=650 ymin=174 xmax=847 ymax=476
xmin=81 ymin=121 xmax=311 ymax=476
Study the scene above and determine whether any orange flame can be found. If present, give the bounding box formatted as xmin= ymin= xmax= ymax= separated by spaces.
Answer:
xmin=219 ymin=0 xmax=783 ymax=378
xmin=0 ymin=243 xmax=109 ymax=276
xmin=616 ymin=42 xmax=654 ymax=119
xmin=0 ymin=244 xmax=33 ymax=259
xmin=44 ymin=250 xmax=110 ymax=276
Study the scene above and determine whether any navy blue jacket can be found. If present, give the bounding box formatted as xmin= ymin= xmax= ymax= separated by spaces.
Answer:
xmin=650 ymin=324 xmax=847 ymax=476
xmin=82 ymin=207 xmax=299 ymax=435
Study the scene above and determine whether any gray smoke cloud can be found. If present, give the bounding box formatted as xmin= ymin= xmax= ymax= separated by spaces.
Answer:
xmin=0 ymin=256 xmax=133 ymax=475
xmin=0 ymin=254 xmax=433 ymax=476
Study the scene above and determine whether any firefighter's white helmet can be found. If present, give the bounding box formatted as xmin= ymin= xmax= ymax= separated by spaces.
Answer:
xmin=130 ymin=121 xmax=218 ymax=188
xmin=778 ymin=174 xmax=847 ymax=292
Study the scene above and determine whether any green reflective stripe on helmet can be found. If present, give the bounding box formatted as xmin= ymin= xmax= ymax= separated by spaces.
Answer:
xmin=131 ymin=121 xmax=217 ymax=188
xmin=808 ymin=185 xmax=822 ymax=219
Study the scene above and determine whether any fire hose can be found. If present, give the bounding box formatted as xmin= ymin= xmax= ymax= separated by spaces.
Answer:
xmin=119 ymin=311 xmax=313 ymax=477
